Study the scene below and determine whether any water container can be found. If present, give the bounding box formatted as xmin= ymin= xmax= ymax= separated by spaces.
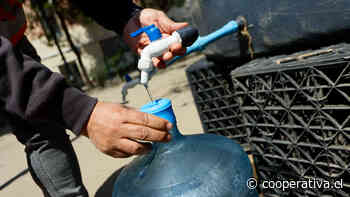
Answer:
xmin=112 ymin=98 xmax=258 ymax=197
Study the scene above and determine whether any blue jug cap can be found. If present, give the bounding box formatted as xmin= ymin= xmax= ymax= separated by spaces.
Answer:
xmin=130 ymin=24 xmax=162 ymax=42
xmin=141 ymin=98 xmax=172 ymax=114
xmin=140 ymin=98 xmax=176 ymax=124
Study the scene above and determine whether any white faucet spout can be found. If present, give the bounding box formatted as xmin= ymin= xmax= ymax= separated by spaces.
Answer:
xmin=138 ymin=32 xmax=181 ymax=84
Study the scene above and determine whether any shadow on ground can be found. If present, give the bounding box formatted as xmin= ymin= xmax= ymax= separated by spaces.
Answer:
xmin=0 ymin=131 xmax=10 ymax=138
xmin=95 ymin=167 xmax=124 ymax=197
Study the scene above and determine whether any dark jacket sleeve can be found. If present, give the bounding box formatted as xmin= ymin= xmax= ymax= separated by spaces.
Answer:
xmin=71 ymin=0 xmax=142 ymax=35
xmin=0 ymin=37 xmax=97 ymax=135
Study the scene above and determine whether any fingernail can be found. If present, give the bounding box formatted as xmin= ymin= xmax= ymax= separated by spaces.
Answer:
xmin=140 ymin=149 xmax=151 ymax=155
xmin=167 ymin=123 xmax=173 ymax=131
xmin=141 ymin=143 xmax=152 ymax=154
xmin=167 ymin=134 xmax=172 ymax=141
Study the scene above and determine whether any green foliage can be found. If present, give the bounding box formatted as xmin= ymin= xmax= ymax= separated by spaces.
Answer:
xmin=105 ymin=48 xmax=138 ymax=79
xmin=33 ymin=0 xmax=91 ymax=25
xmin=90 ymin=65 xmax=108 ymax=87
xmin=29 ymin=0 xmax=92 ymax=34
xmin=106 ymin=49 xmax=123 ymax=70
xmin=89 ymin=47 xmax=138 ymax=87
xmin=173 ymin=0 xmax=186 ymax=7
xmin=139 ymin=0 xmax=186 ymax=11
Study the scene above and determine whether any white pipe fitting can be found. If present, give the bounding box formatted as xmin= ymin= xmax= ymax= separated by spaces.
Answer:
xmin=138 ymin=32 xmax=182 ymax=84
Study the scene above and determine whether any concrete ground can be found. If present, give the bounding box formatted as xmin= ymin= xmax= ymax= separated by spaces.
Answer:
xmin=0 ymin=55 xmax=204 ymax=197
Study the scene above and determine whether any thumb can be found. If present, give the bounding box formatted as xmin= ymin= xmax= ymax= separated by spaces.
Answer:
xmin=171 ymin=22 xmax=188 ymax=32
xmin=158 ymin=14 xmax=188 ymax=33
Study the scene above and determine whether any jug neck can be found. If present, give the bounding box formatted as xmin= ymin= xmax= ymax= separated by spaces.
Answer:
xmin=168 ymin=124 xmax=182 ymax=139
xmin=140 ymin=98 xmax=184 ymax=146
xmin=154 ymin=122 xmax=183 ymax=149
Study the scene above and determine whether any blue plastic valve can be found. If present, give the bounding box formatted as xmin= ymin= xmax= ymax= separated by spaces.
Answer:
xmin=124 ymin=74 xmax=132 ymax=82
xmin=130 ymin=24 xmax=162 ymax=42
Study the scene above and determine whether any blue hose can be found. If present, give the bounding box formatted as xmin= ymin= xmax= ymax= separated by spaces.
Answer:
xmin=167 ymin=20 xmax=240 ymax=65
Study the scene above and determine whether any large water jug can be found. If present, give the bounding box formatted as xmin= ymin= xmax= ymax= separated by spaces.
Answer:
xmin=112 ymin=98 xmax=258 ymax=197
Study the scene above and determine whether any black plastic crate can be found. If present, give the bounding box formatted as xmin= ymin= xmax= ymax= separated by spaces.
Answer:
xmin=231 ymin=43 xmax=350 ymax=196
xmin=186 ymin=59 xmax=250 ymax=149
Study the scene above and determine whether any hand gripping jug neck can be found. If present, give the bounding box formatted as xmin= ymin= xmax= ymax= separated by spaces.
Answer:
xmin=112 ymin=98 xmax=258 ymax=197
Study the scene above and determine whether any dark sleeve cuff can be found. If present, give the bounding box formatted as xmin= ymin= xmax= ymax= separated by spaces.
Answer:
xmin=62 ymin=87 xmax=98 ymax=135
xmin=72 ymin=0 xmax=142 ymax=35
xmin=0 ymin=36 xmax=98 ymax=136
xmin=114 ymin=3 xmax=143 ymax=35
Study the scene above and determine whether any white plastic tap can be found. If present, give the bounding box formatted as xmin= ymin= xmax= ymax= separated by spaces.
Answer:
xmin=131 ymin=24 xmax=198 ymax=85
xmin=138 ymin=32 xmax=181 ymax=84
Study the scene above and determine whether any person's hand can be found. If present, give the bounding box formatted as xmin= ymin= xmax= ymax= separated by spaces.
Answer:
xmin=81 ymin=102 xmax=172 ymax=158
xmin=123 ymin=8 xmax=188 ymax=68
